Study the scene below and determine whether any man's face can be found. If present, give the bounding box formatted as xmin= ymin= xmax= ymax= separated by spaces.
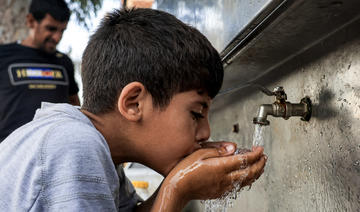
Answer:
xmin=140 ymin=90 xmax=211 ymax=175
xmin=30 ymin=14 xmax=68 ymax=53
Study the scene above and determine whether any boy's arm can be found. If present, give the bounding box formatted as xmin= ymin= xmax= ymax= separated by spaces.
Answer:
xmin=135 ymin=144 xmax=266 ymax=212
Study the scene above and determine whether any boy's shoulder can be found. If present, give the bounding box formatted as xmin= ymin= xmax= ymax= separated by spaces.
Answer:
xmin=45 ymin=118 xmax=108 ymax=154
xmin=5 ymin=103 xmax=109 ymax=158
xmin=33 ymin=105 xmax=108 ymax=155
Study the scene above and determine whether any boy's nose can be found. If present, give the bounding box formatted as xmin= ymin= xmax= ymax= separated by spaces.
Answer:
xmin=196 ymin=120 xmax=210 ymax=142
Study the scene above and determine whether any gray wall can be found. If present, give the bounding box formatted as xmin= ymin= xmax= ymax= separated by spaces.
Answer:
xmin=0 ymin=0 xmax=30 ymax=44
xmin=208 ymin=16 xmax=360 ymax=212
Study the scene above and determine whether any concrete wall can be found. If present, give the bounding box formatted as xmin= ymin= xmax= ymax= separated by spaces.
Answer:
xmin=0 ymin=0 xmax=30 ymax=44
xmin=207 ymin=16 xmax=360 ymax=212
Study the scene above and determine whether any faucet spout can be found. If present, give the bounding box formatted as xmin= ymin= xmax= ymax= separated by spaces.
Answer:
xmin=253 ymin=104 xmax=273 ymax=125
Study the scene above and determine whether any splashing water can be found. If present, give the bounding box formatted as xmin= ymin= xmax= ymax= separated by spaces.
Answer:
xmin=202 ymin=124 xmax=267 ymax=212
xmin=202 ymin=183 xmax=244 ymax=212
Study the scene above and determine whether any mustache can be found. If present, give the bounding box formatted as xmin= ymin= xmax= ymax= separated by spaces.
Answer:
xmin=45 ymin=38 xmax=58 ymax=45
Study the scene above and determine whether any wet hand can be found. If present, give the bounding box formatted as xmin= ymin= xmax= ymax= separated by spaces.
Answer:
xmin=163 ymin=142 xmax=267 ymax=202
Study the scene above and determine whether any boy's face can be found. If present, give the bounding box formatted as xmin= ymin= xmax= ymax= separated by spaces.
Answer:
xmin=141 ymin=90 xmax=211 ymax=175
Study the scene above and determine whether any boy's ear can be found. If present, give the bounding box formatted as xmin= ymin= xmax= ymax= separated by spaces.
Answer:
xmin=117 ymin=82 xmax=147 ymax=121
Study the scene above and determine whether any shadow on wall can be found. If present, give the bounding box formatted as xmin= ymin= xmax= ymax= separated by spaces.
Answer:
xmin=312 ymin=88 xmax=337 ymax=121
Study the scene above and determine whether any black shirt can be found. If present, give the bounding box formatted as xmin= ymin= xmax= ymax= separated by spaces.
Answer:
xmin=0 ymin=43 xmax=79 ymax=141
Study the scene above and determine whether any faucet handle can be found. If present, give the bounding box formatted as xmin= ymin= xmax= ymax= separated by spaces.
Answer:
xmin=253 ymin=84 xmax=287 ymax=101
xmin=273 ymin=86 xmax=287 ymax=101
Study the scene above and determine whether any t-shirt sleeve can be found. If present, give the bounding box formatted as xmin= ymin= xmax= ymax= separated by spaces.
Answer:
xmin=40 ymin=123 xmax=121 ymax=211
xmin=63 ymin=56 xmax=79 ymax=96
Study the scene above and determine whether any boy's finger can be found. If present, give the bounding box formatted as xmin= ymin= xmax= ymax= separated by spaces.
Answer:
xmin=242 ymin=146 xmax=264 ymax=165
xmin=230 ymin=155 xmax=266 ymax=187
xmin=246 ymin=155 xmax=267 ymax=182
xmin=200 ymin=141 xmax=236 ymax=150
xmin=200 ymin=142 xmax=237 ymax=156
xmin=221 ymin=146 xmax=263 ymax=173
xmin=191 ymin=147 xmax=229 ymax=160
xmin=228 ymin=167 xmax=250 ymax=185
xmin=215 ymin=154 xmax=248 ymax=173
xmin=256 ymin=167 xmax=265 ymax=180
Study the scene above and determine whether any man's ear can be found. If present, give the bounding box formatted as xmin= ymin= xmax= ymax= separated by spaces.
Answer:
xmin=26 ymin=14 xmax=36 ymax=29
xmin=117 ymin=82 xmax=147 ymax=121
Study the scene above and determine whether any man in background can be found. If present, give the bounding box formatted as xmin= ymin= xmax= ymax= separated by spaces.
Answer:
xmin=0 ymin=0 xmax=80 ymax=142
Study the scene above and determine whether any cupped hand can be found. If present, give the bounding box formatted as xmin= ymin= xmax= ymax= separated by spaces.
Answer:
xmin=163 ymin=142 xmax=267 ymax=202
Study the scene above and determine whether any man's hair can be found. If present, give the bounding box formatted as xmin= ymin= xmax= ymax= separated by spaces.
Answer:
xmin=81 ymin=8 xmax=224 ymax=114
xmin=29 ymin=0 xmax=71 ymax=22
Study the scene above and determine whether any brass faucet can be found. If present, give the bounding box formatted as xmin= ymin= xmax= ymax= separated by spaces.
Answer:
xmin=253 ymin=86 xmax=312 ymax=125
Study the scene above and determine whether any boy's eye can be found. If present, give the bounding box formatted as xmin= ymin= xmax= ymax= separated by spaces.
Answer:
xmin=191 ymin=111 xmax=204 ymax=121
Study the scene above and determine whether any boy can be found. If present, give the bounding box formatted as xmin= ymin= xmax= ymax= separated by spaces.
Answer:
xmin=0 ymin=8 xmax=266 ymax=211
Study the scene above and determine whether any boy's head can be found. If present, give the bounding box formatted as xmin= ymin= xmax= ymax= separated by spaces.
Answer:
xmin=81 ymin=8 xmax=223 ymax=114
xmin=26 ymin=0 xmax=70 ymax=53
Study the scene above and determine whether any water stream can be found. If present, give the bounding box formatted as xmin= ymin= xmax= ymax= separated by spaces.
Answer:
xmin=202 ymin=124 xmax=267 ymax=212
xmin=252 ymin=124 xmax=266 ymax=147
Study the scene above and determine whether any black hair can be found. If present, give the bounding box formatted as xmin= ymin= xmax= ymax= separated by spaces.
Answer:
xmin=29 ymin=0 xmax=71 ymax=22
xmin=81 ymin=8 xmax=224 ymax=114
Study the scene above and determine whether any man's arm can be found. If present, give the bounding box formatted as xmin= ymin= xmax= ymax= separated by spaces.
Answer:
xmin=69 ymin=94 xmax=80 ymax=106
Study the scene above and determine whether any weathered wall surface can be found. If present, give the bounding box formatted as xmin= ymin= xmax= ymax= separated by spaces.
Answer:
xmin=208 ymin=17 xmax=360 ymax=212
xmin=0 ymin=0 xmax=30 ymax=44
